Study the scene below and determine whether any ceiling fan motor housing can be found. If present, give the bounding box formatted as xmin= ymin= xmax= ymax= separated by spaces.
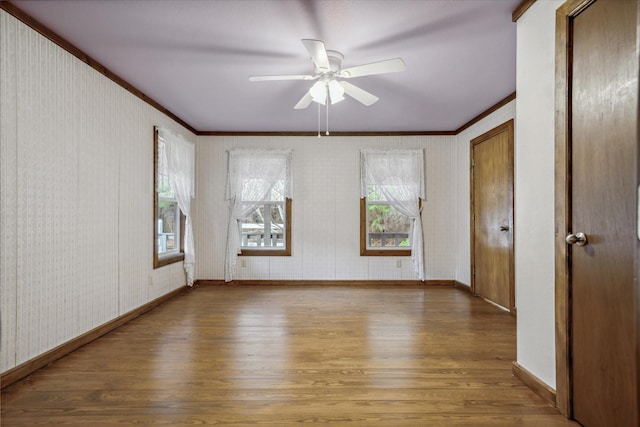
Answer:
xmin=325 ymin=50 xmax=344 ymax=74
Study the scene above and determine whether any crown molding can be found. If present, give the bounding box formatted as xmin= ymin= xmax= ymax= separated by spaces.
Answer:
xmin=512 ymin=0 xmax=537 ymax=22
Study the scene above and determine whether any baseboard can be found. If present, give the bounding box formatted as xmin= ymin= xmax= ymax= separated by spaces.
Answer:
xmin=1 ymin=285 xmax=189 ymax=390
xmin=512 ymin=361 xmax=557 ymax=407
xmin=195 ymin=279 xmax=457 ymax=287
xmin=453 ymin=280 xmax=473 ymax=294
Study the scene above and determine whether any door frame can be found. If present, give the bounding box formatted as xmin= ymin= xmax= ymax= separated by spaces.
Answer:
xmin=554 ymin=0 xmax=588 ymax=415
xmin=470 ymin=119 xmax=515 ymax=312
xmin=554 ymin=0 xmax=640 ymax=418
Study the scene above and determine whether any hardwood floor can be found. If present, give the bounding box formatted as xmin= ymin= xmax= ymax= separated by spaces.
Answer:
xmin=1 ymin=285 xmax=576 ymax=426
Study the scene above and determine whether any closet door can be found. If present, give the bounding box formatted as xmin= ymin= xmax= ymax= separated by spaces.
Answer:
xmin=569 ymin=0 xmax=638 ymax=425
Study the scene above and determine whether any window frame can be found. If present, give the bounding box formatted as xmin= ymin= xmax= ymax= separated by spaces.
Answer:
xmin=360 ymin=197 xmax=421 ymax=257
xmin=240 ymin=198 xmax=292 ymax=257
xmin=153 ymin=126 xmax=185 ymax=268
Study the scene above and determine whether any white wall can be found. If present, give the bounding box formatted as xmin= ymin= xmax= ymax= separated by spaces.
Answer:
xmin=0 ymin=11 xmax=193 ymax=374
xmin=193 ymin=135 xmax=458 ymax=281
xmin=514 ymin=0 xmax=563 ymax=389
xmin=455 ymin=101 xmax=516 ymax=286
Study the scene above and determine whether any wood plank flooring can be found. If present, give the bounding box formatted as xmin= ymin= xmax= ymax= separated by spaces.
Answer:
xmin=1 ymin=285 xmax=576 ymax=426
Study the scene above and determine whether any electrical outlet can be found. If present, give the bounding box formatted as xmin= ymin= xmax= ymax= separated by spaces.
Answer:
xmin=396 ymin=259 xmax=402 ymax=268
xmin=240 ymin=258 xmax=247 ymax=268
xmin=148 ymin=275 xmax=153 ymax=286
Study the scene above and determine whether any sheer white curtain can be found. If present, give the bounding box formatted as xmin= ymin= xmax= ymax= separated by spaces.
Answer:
xmin=158 ymin=128 xmax=196 ymax=285
xmin=361 ymin=149 xmax=426 ymax=280
xmin=225 ymin=149 xmax=292 ymax=282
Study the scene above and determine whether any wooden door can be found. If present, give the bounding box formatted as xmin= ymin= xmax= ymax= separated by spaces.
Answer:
xmin=569 ymin=0 xmax=638 ymax=425
xmin=471 ymin=120 xmax=514 ymax=311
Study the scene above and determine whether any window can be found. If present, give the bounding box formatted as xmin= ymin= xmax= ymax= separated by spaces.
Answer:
xmin=154 ymin=128 xmax=185 ymax=267
xmin=360 ymin=149 xmax=426 ymax=280
xmin=239 ymin=187 xmax=292 ymax=256
xmin=360 ymin=186 xmax=413 ymax=256
xmin=153 ymin=127 xmax=196 ymax=279
xmin=225 ymin=149 xmax=292 ymax=281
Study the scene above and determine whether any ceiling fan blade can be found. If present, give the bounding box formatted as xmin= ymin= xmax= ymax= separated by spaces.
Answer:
xmin=339 ymin=58 xmax=406 ymax=78
xmin=340 ymin=81 xmax=379 ymax=106
xmin=249 ymin=74 xmax=316 ymax=82
xmin=293 ymin=92 xmax=313 ymax=110
xmin=301 ymin=39 xmax=330 ymax=72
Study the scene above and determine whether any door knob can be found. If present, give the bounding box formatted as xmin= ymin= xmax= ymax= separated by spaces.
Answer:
xmin=499 ymin=225 xmax=510 ymax=232
xmin=565 ymin=232 xmax=588 ymax=246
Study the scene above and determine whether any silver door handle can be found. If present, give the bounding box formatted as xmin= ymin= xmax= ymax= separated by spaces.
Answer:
xmin=566 ymin=232 xmax=588 ymax=246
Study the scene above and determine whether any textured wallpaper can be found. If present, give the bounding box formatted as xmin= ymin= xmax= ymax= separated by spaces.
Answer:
xmin=193 ymin=135 xmax=458 ymax=281
xmin=0 ymin=11 xmax=193 ymax=373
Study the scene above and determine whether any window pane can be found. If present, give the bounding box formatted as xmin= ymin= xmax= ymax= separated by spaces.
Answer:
xmin=157 ymin=139 xmax=177 ymax=254
xmin=239 ymin=203 xmax=285 ymax=248
xmin=154 ymin=129 xmax=185 ymax=268
xmin=367 ymin=203 xmax=411 ymax=247
xmin=158 ymin=199 xmax=179 ymax=254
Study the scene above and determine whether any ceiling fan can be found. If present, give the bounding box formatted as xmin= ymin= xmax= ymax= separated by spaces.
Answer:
xmin=249 ymin=39 xmax=406 ymax=109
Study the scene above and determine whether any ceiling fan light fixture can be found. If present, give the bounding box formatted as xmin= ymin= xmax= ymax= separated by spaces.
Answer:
xmin=328 ymin=79 xmax=345 ymax=104
xmin=309 ymin=81 xmax=327 ymax=105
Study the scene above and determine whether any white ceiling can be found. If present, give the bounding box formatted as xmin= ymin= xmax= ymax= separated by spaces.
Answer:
xmin=12 ymin=0 xmax=519 ymax=133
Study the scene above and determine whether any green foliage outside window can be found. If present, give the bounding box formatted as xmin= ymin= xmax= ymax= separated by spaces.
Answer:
xmin=366 ymin=186 xmax=411 ymax=247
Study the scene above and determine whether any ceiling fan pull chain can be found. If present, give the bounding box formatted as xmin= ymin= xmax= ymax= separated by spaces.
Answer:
xmin=317 ymin=102 xmax=321 ymax=138
xmin=326 ymin=97 xmax=330 ymax=136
